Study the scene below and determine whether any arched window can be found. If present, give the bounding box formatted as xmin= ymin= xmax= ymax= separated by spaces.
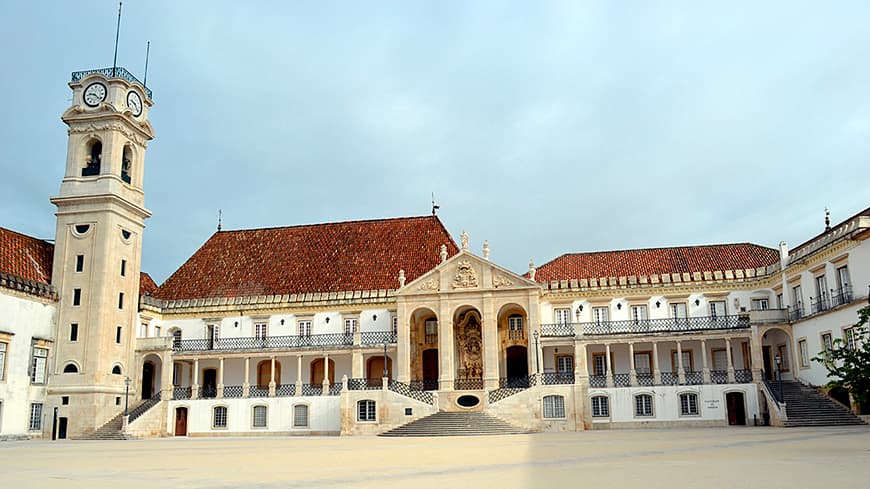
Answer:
xmin=121 ymin=146 xmax=132 ymax=184
xmin=252 ymin=405 xmax=267 ymax=428
xmin=63 ymin=363 xmax=79 ymax=373
xmin=212 ymin=406 xmax=228 ymax=429
xmin=591 ymin=395 xmax=609 ymax=417
xmin=357 ymin=400 xmax=376 ymax=422
xmin=679 ymin=392 xmax=699 ymax=416
xmin=293 ymin=404 xmax=309 ymax=428
xmin=635 ymin=394 xmax=654 ymax=417
xmin=111 ymin=365 xmax=122 ymax=375
xmin=543 ymin=395 xmax=565 ymax=419
xmin=83 ymin=140 xmax=102 ymax=176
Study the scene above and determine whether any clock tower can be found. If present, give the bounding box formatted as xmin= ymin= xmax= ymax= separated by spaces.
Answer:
xmin=47 ymin=67 xmax=154 ymax=438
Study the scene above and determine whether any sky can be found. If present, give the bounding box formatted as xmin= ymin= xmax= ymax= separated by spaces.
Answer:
xmin=1 ymin=1 xmax=868 ymax=284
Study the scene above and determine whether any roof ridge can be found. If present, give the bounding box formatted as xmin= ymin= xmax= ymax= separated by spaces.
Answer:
xmin=214 ymin=215 xmax=440 ymax=234
xmin=560 ymin=242 xmax=774 ymax=256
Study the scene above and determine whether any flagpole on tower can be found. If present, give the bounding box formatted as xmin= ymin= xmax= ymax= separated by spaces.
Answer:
xmin=143 ymin=41 xmax=151 ymax=86
xmin=112 ymin=2 xmax=123 ymax=77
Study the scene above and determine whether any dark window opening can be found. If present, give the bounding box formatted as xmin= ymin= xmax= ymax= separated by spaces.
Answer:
xmin=63 ymin=363 xmax=78 ymax=373
xmin=115 ymin=397 xmax=121 ymax=406
xmin=61 ymin=396 xmax=69 ymax=405
xmin=82 ymin=141 xmax=102 ymax=176
xmin=70 ymin=323 xmax=78 ymax=342
xmin=118 ymin=292 xmax=124 ymax=309
xmin=73 ymin=288 xmax=81 ymax=306
xmin=121 ymin=229 xmax=131 ymax=240
xmin=121 ymin=146 xmax=132 ymax=184
xmin=116 ymin=326 xmax=122 ymax=344
xmin=112 ymin=365 xmax=122 ymax=375
xmin=74 ymin=224 xmax=90 ymax=235
xmin=75 ymin=255 xmax=84 ymax=272
xmin=120 ymin=259 xmax=127 ymax=277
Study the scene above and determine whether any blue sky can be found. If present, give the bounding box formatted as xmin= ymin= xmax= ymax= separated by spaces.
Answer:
xmin=1 ymin=1 xmax=868 ymax=283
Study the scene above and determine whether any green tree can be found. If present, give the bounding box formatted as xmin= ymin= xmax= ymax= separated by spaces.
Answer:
xmin=813 ymin=305 xmax=870 ymax=410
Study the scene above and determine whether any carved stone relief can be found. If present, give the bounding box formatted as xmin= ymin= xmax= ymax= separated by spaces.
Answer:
xmin=417 ymin=278 xmax=439 ymax=291
xmin=455 ymin=311 xmax=482 ymax=379
xmin=492 ymin=274 xmax=513 ymax=288
xmin=452 ymin=260 xmax=478 ymax=289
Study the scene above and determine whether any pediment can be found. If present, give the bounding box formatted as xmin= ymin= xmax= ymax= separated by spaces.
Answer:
xmin=399 ymin=250 xmax=541 ymax=295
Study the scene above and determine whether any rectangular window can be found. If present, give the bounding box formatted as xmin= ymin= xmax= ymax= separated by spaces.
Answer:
xmin=73 ymin=288 xmax=81 ymax=306
xmin=798 ymin=340 xmax=809 ymax=368
xmin=213 ymin=406 xmax=227 ymax=428
xmin=154 ymin=325 xmax=161 ymax=337
xmin=391 ymin=316 xmax=398 ymax=336
xmin=630 ymin=305 xmax=648 ymax=323
xmin=592 ymin=353 xmax=607 ymax=376
xmin=116 ymin=326 xmax=122 ymax=344
xmin=671 ymin=350 xmax=693 ymax=371
xmin=543 ymin=395 xmax=565 ymax=418
xmin=140 ymin=323 xmax=148 ymax=337
xmin=751 ymin=299 xmax=769 ymax=311
xmin=712 ymin=349 xmax=728 ymax=371
xmin=844 ymin=328 xmax=856 ymax=351
xmin=252 ymin=405 xmax=267 ymax=428
xmin=31 ymin=347 xmax=48 ymax=384
xmin=70 ymin=323 xmax=78 ymax=342
xmin=635 ymin=395 xmax=653 ymax=417
xmin=836 ymin=266 xmax=850 ymax=290
xmin=776 ymin=344 xmax=790 ymax=372
xmin=254 ymin=323 xmax=268 ymax=340
xmin=680 ymin=393 xmax=699 ymax=416
xmin=815 ymin=275 xmax=828 ymax=301
xmin=293 ymin=404 xmax=309 ymax=427
xmin=792 ymin=285 xmax=802 ymax=308
xmin=709 ymin=301 xmax=727 ymax=318
xmin=75 ymin=255 xmax=84 ymax=272
xmin=120 ymin=259 xmax=127 ymax=277
xmin=29 ymin=403 xmax=43 ymax=431
xmin=670 ymin=303 xmax=687 ymax=319
xmin=0 ymin=342 xmax=6 ymax=381
xmin=298 ymin=320 xmax=311 ymax=337
xmin=633 ymin=352 xmax=651 ymax=374
xmin=556 ymin=355 xmax=573 ymax=376
xmin=508 ymin=316 xmax=523 ymax=331
xmin=358 ymin=400 xmax=376 ymax=421
xmin=424 ymin=319 xmax=438 ymax=336
xmin=554 ymin=308 xmax=571 ymax=325
xmin=118 ymin=292 xmax=124 ymax=310
xmin=344 ymin=318 xmax=358 ymax=336
xmin=821 ymin=333 xmax=833 ymax=352
xmin=591 ymin=307 xmax=609 ymax=324
xmin=591 ymin=396 xmax=609 ymax=417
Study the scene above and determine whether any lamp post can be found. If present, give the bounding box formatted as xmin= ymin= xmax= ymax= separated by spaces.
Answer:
xmin=124 ymin=376 xmax=131 ymax=416
xmin=383 ymin=342 xmax=388 ymax=379
xmin=774 ymin=354 xmax=782 ymax=402
xmin=533 ymin=330 xmax=540 ymax=374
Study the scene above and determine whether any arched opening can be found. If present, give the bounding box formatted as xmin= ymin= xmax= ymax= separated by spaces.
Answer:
xmin=454 ymin=307 xmax=483 ymax=389
xmin=409 ymin=308 xmax=438 ymax=389
xmin=366 ymin=356 xmax=393 ymax=386
xmin=505 ymin=346 xmax=529 ymax=383
xmin=310 ymin=358 xmax=335 ymax=385
xmin=202 ymin=368 xmax=217 ymax=398
xmin=170 ymin=328 xmax=182 ymax=348
xmin=63 ymin=363 xmax=78 ymax=373
xmin=112 ymin=365 xmax=122 ymax=375
xmin=498 ymin=303 xmax=529 ymax=382
xmin=141 ymin=361 xmax=154 ymax=399
xmin=726 ymin=391 xmax=746 ymax=425
xmin=174 ymin=407 xmax=188 ymax=436
xmin=761 ymin=327 xmax=793 ymax=381
xmin=121 ymin=145 xmax=133 ymax=184
xmin=82 ymin=139 xmax=102 ymax=176
xmin=256 ymin=360 xmax=281 ymax=388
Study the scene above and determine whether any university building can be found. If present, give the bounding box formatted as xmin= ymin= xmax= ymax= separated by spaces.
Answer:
xmin=0 ymin=67 xmax=867 ymax=440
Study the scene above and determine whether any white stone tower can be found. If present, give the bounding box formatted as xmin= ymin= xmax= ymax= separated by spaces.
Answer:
xmin=46 ymin=67 xmax=154 ymax=437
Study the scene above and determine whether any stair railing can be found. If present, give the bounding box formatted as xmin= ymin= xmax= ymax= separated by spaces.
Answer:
xmin=759 ymin=372 xmax=787 ymax=423
xmin=127 ymin=391 xmax=162 ymax=424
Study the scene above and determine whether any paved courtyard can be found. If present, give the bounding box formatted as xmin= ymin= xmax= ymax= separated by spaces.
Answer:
xmin=1 ymin=427 xmax=869 ymax=488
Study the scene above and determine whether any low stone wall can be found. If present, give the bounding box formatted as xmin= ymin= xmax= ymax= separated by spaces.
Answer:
xmin=341 ymin=389 xmax=437 ymax=435
xmin=125 ymin=401 xmax=167 ymax=438
xmin=486 ymin=384 xmax=585 ymax=432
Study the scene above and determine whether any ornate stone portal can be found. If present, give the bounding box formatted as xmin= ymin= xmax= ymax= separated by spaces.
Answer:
xmin=455 ymin=310 xmax=483 ymax=379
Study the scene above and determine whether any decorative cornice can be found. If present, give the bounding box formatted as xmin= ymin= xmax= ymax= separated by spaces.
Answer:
xmin=0 ymin=271 xmax=57 ymax=300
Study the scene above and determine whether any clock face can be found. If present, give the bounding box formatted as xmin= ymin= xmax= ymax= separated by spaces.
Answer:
xmin=126 ymin=91 xmax=143 ymax=117
xmin=83 ymin=83 xmax=107 ymax=107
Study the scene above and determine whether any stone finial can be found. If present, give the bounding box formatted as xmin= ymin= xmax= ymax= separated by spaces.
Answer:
xmin=483 ymin=240 xmax=490 ymax=260
xmin=398 ymin=269 xmax=406 ymax=287
xmin=440 ymin=244 xmax=448 ymax=263
xmin=460 ymin=230 xmax=469 ymax=250
xmin=528 ymin=259 xmax=536 ymax=281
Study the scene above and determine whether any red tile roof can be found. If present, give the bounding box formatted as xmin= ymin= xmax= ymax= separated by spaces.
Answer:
xmin=139 ymin=272 xmax=158 ymax=296
xmin=534 ymin=243 xmax=779 ymax=283
xmin=152 ymin=216 xmax=458 ymax=300
xmin=0 ymin=226 xmax=54 ymax=285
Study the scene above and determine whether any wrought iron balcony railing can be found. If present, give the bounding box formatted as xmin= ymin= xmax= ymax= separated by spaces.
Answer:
xmin=454 ymin=378 xmax=484 ymax=390
xmin=710 ymin=370 xmax=729 ymax=384
xmin=173 ymin=332 xmax=367 ymax=352
xmin=541 ymin=372 xmax=575 ymax=385
xmin=508 ymin=329 xmax=525 ymax=340
xmin=172 ymin=386 xmax=191 ymax=400
xmin=389 ymin=379 xmax=435 ymax=405
xmin=127 ymin=391 xmax=161 ymax=423
xmin=831 ymin=285 xmax=853 ymax=307
xmin=71 ymin=67 xmax=153 ymax=99
xmin=276 ymin=384 xmax=296 ymax=396
xmin=734 ymin=369 xmax=753 ymax=383
xmin=223 ymin=385 xmax=244 ymax=398
xmin=360 ymin=331 xmax=397 ymax=345
xmin=540 ymin=315 xmax=749 ymax=337
xmin=810 ymin=294 xmax=830 ymax=314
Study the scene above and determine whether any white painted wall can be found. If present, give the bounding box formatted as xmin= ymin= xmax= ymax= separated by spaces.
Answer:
xmin=0 ymin=292 xmax=56 ymax=437
xmin=589 ymin=384 xmax=759 ymax=425
xmin=167 ymin=396 xmax=340 ymax=435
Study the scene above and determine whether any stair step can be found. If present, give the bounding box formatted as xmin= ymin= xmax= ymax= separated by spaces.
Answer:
xmin=775 ymin=381 xmax=866 ymax=428
xmin=380 ymin=412 xmax=529 ymax=437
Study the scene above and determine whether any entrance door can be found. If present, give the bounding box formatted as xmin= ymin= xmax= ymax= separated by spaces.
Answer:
xmin=142 ymin=362 xmax=154 ymax=400
xmin=422 ymin=349 xmax=438 ymax=390
xmin=726 ymin=392 xmax=746 ymax=425
xmin=762 ymin=346 xmax=772 ymax=380
xmin=202 ymin=368 xmax=217 ymax=398
xmin=175 ymin=407 xmax=188 ymax=436
xmin=58 ymin=417 xmax=68 ymax=439
xmin=506 ymin=346 xmax=528 ymax=379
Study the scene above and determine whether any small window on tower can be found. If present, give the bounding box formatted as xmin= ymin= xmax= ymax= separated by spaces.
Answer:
xmin=82 ymin=140 xmax=102 ymax=176
xmin=121 ymin=146 xmax=132 ymax=184
xmin=73 ymin=288 xmax=82 ymax=306
xmin=121 ymin=229 xmax=132 ymax=240
xmin=118 ymin=292 xmax=124 ymax=309
xmin=70 ymin=323 xmax=78 ymax=342
xmin=75 ymin=255 xmax=84 ymax=272
xmin=74 ymin=224 xmax=90 ymax=235
xmin=116 ymin=326 xmax=122 ymax=344
xmin=120 ymin=259 xmax=126 ymax=277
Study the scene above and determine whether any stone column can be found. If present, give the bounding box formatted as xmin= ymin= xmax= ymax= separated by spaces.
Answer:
xmin=750 ymin=326 xmax=764 ymax=382
xmin=628 ymin=342 xmax=637 ymax=386
xmin=396 ymin=300 xmax=411 ymax=383
xmin=351 ymin=350 xmax=363 ymax=379
xmin=191 ymin=358 xmax=200 ymax=399
xmin=652 ymin=342 xmax=661 ymax=385
xmin=676 ymin=340 xmax=685 ymax=384
xmin=160 ymin=351 xmax=173 ymax=400
xmin=701 ymin=339 xmax=710 ymax=384
xmin=439 ymin=302 xmax=454 ymax=391
xmin=322 ymin=353 xmax=330 ymax=395
xmin=269 ymin=356 xmax=277 ymax=396
xmin=605 ymin=343 xmax=613 ymax=387
xmin=217 ymin=357 xmax=225 ymax=398
xmin=574 ymin=342 xmax=588 ymax=385
xmin=243 ymin=357 xmax=250 ymax=398
xmin=296 ymin=355 xmax=303 ymax=392
xmin=483 ymin=297 xmax=499 ymax=390
xmin=725 ymin=337 xmax=735 ymax=383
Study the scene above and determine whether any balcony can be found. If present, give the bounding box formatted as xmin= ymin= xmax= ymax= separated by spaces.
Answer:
xmin=173 ymin=331 xmax=396 ymax=353
xmin=540 ymin=315 xmax=749 ymax=337
xmin=136 ymin=336 xmax=173 ymax=351
xmin=71 ymin=67 xmax=153 ymax=99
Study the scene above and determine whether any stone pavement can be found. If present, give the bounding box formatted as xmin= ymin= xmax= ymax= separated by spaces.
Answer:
xmin=1 ymin=427 xmax=868 ymax=488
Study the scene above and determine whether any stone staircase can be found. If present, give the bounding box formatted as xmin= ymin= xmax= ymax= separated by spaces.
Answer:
xmin=380 ymin=411 xmax=530 ymax=437
xmin=74 ymin=412 xmax=130 ymax=440
xmin=779 ymin=381 xmax=866 ymax=427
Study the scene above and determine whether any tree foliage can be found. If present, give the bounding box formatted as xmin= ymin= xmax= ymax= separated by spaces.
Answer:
xmin=813 ymin=305 xmax=870 ymax=408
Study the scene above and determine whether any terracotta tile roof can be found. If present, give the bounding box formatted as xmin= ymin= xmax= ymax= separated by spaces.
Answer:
xmin=0 ymin=226 xmax=54 ymax=285
xmin=139 ymin=272 xmax=158 ymax=296
xmin=152 ymin=216 xmax=458 ymax=300
xmin=534 ymin=243 xmax=779 ymax=283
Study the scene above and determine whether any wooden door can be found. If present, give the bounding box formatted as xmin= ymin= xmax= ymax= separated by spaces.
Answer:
xmin=310 ymin=359 xmax=335 ymax=385
xmin=422 ymin=349 xmax=438 ymax=389
xmin=726 ymin=392 xmax=746 ymax=425
xmin=175 ymin=407 xmax=188 ymax=436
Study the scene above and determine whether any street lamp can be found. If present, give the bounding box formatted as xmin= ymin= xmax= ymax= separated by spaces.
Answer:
xmin=533 ymin=330 xmax=540 ymax=374
xmin=124 ymin=376 xmax=131 ymax=416
xmin=774 ymin=354 xmax=782 ymax=402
